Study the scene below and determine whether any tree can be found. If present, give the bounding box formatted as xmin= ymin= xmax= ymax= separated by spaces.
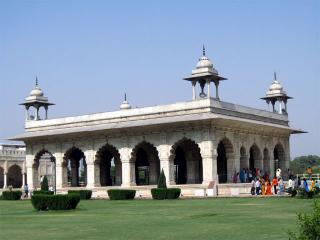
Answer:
xmin=289 ymin=200 xmax=320 ymax=239
xmin=157 ymin=169 xmax=167 ymax=189
xmin=290 ymin=155 xmax=320 ymax=174
xmin=41 ymin=175 xmax=49 ymax=191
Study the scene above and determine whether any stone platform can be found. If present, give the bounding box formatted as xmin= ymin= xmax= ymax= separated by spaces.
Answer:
xmin=55 ymin=183 xmax=253 ymax=199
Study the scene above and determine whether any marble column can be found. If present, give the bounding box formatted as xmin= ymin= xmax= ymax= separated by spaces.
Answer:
xmin=55 ymin=152 xmax=67 ymax=189
xmin=3 ymin=172 xmax=7 ymax=189
xmin=192 ymin=81 xmax=196 ymax=100
xmin=22 ymin=172 xmax=26 ymax=187
xmin=86 ymin=162 xmax=100 ymax=188
xmin=120 ymin=148 xmax=136 ymax=187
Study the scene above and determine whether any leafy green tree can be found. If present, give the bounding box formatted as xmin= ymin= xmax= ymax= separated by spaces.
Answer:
xmin=290 ymin=155 xmax=320 ymax=174
xmin=41 ymin=175 xmax=49 ymax=191
xmin=289 ymin=200 xmax=320 ymax=239
xmin=157 ymin=169 xmax=167 ymax=189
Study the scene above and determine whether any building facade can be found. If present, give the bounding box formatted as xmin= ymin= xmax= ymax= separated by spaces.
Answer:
xmin=0 ymin=144 xmax=26 ymax=188
xmin=11 ymin=50 xmax=302 ymax=191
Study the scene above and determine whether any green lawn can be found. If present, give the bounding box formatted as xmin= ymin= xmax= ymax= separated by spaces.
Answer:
xmin=0 ymin=197 xmax=314 ymax=240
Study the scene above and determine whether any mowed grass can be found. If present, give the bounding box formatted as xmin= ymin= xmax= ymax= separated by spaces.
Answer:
xmin=0 ymin=197 xmax=313 ymax=240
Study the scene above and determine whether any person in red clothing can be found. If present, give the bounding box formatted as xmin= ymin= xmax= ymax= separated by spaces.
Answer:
xmin=272 ymin=176 xmax=278 ymax=194
xmin=265 ymin=180 xmax=272 ymax=195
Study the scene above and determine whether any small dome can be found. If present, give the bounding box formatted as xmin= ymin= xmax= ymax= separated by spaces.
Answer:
xmin=29 ymin=86 xmax=44 ymax=97
xmin=269 ymin=80 xmax=283 ymax=91
xmin=196 ymin=56 xmax=214 ymax=69
xmin=120 ymin=94 xmax=131 ymax=110
xmin=265 ymin=74 xmax=287 ymax=97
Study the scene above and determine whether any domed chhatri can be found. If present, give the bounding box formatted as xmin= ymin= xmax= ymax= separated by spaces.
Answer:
xmin=184 ymin=46 xmax=226 ymax=100
xmin=120 ymin=93 xmax=131 ymax=110
xmin=20 ymin=77 xmax=54 ymax=121
xmin=194 ymin=46 xmax=217 ymax=75
xmin=29 ymin=87 xmax=44 ymax=97
xmin=261 ymin=72 xmax=292 ymax=115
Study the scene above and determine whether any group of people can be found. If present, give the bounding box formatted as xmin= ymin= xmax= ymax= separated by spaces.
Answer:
xmin=301 ymin=177 xmax=319 ymax=192
xmin=250 ymin=176 xmax=284 ymax=196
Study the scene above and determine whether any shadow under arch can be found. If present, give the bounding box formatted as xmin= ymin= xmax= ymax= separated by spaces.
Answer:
xmin=170 ymin=137 xmax=203 ymax=184
xmin=7 ymin=164 xmax=22 ymax=188
xmin=249 ymin=143 xmax=262 ymax=173
xmin=95 ymin=143 xmax=122 ymax=186
xmin=0 ymin=166 xmax=4 ymax=188
xmin=217 ymin=138 xmax=234 ymax=183
xmin=240 ymin=146 xmax=248 ymax=170
xmin=131 ymin=141 xmax=160 ymax=185
xmin=274 ymin=143 xmax=285 ymax=176
xmin=263 ymin=147 xmax=271 ymax=175
xmin=63 ymin=147 xmax=87 ymax=187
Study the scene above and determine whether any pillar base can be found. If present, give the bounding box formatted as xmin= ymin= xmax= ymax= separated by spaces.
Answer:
xmin=121 ymin=183 xmax=137 ymax=188
xmin=86 ymin=183 xmax=101 ymax=188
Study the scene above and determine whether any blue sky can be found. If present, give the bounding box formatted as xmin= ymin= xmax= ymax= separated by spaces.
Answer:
xmin=0 ymin=0 xmax=319 ymax=157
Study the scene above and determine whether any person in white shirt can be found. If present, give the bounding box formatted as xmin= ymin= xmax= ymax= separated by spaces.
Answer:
xmin=288 ymin=178 xmax=294 ymax=189
xmin=251 ymin=179 xmax=256 ymax=195
xmin=255 ymin=179 xmax=261 ymax=195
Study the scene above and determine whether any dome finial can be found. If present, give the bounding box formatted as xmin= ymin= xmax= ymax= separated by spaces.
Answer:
xmin=120 ymin=93 xmax=131 ymax=110
xmin=36 ymin=77 xmax=38 ymax=87
xmin=274 ymin=72 xmax=277 ymax=81
xmin=202 ymin=45 xmax=206 ymax=56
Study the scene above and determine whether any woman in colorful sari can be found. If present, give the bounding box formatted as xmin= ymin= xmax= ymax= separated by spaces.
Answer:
xmin=261 ymin=178 xmax=266 ymax=195
xmin=265 ymin=180 xmax=272 ymax=195
xmin=303 ymin=178 xmax=309 ymax=192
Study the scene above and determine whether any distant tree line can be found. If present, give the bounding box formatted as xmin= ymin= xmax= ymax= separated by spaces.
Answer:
xmin=290 ymin=155 xmax=320 ymax=174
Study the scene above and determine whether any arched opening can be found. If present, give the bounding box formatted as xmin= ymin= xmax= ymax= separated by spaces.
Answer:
xmin=64 ymin=147 xmax=87 ymax=187
xmin=131 ymin=141 xmax=160 ymax=185
xmin=0 ymin=167 xmax=4 ymax=188
xmin=170 ymin=138 xmax=203 ymax=184
xmin=240 ymin=146 xmax=248 ymax=170
xmin=34 ymin=150 xmax=56 ymax=188
xmin=263 ymin=148 xmax=270 ymax=175
xmin=274 ymin=143 xmax=285 ymax=174
xmin=217 ymin=138 xmax=234 ymax=183
xmin=7 ymin=165 xmax=22 ymax=188
xmin=249 ymin=144 xmax=262 ymax=172
xmin=96 ymin=144 xmax=122 ymax=186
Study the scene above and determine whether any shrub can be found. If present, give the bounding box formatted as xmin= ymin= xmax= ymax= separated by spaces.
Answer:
xmin=47 ymin=195 xmax=69 ymax=210
xmin=289 ymin=200 xmax=320 ymax=239
xmin=68 ymin=190 xmax=92 ymax=200
xmin=166 ymin=188 xmax=181 ymax=199
xmin=31 ymin=194 xmax=80 ymax=211
xmin=151 ymin=188 xmax=167 ymax=200
xmin=297 ymin=188 xmax=315 ymax=199
xmin=107 ymin=189 xmax=136 ymax=200
xmin=41 ymin=175 xmax=49 ymax=191
xmin=67 ymin=194 xmax=81 ymax=209
xmin=157 ymin=169 xmax=167 ymax=189
xmin=31 ymin=194 xmax=48 ymax=211
xmin=1 ymin=190 xmax=22 ymax=200
xmin=151 ymin=188 xmax=181 ymax=200
xmin=33 ymin=190 xmax=54 ymax=195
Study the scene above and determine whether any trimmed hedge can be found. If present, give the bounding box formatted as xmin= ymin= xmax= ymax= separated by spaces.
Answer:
xmin=1 ymin=190 xmax=22 ymax=200
xmin=31 ymin=194 xmax=80 ymax=211
xmin=33 ymin=190 xmax=54 ymax=195
xmin=151 ymin=188 xmax=181 ymax=200
xmin=68 ymin=190 xmax=92 ymax=200
xmin=151 ymin=188 xmax=167 ymax=200
xmin=166 ymin=188 xmax=181 ymax=199
xmin=107 ymin=189 xmax=136 ymax=200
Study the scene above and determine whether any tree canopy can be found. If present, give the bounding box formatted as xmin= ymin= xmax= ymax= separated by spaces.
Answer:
xmin=290 ymin=155 xmax=320 ymax=174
